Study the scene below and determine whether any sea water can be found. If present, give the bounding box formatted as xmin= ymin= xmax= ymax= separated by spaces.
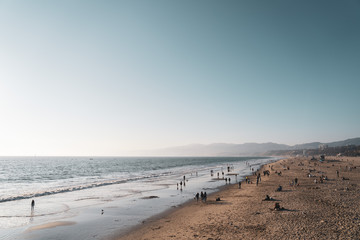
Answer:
xmin=0 ymin=156 xmax=278 ymax=240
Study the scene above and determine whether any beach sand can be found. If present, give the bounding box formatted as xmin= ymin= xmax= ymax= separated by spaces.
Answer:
xmin=113 ymin=156 xmax=360 ymax=240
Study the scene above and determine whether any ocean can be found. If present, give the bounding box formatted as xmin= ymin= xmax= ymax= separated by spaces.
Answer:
xmin=0 ymin=156 xmax=277 ymax=240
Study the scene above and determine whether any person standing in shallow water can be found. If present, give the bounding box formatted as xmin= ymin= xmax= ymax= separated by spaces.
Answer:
xmin=30 ymin=199 xmax=35 ymax=222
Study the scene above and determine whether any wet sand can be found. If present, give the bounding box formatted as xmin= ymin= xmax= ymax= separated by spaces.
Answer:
xmin=114 ymin=156 xmax=360 ymax=240
xmin=26 ymin=221 xmax=76 ymax=232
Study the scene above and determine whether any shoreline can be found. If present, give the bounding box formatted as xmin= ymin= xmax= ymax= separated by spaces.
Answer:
xmin=114 ymin=156 xmax=360 ymax=240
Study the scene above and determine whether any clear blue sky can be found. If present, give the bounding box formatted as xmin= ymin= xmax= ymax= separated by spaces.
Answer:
xmin=0 ymin=0 xmax=359 ymax=156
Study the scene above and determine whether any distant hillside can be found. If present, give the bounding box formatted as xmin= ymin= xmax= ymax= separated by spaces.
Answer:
xmin=137 ymin=137 xmax=360 ymax=156
xmin=291 ymin=138 xmax=360 ymax=150
xmin=290 ymin=142 xmax=322 ymax=150
xmin=326 ymin=138 xmax=360 ymax=147
xmin=265 ymin=145 xmax=360 ymax=157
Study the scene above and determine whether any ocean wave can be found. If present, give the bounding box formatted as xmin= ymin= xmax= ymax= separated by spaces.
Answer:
xmin=0 ymin=173 xmax=167 ymax=203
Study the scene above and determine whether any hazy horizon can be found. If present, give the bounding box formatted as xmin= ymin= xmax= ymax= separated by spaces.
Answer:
xmin=1 ymin=1 xmax=359 ymax=156
xmin=0 ymin=137 xmax=358 ymax=157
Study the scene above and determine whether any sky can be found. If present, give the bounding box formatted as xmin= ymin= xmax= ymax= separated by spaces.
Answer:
xmin=0 ymin=0 xmax=359 ymax=156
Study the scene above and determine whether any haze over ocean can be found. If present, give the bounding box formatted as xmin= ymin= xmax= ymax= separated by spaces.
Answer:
xmin=1 ymin=0 xmax=359 ymax=156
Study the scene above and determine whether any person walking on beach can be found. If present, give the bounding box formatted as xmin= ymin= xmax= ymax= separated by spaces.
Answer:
xmin=238 ymin=181 xmax=241 ymax=189
xmin=195 ymin=193 xmax=199 ymax=202
xmin=256 ymin=174 xmax=261 ymax=186
xmin=31 ymin=200 xmax=35 ymax=210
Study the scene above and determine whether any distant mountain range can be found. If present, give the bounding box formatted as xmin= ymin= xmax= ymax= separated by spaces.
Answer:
xmin=138 ymin=138 xmax=360 ymax=156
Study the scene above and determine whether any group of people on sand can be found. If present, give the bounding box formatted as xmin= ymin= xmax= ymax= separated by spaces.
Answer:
xmin=315 ymin=175 xmax=329 ymax=183
xmin=289 ymin=177 xmax=299 ymax=186
xmin=195 ymin=191 xmax=207 ymax=202
xmin=245 ymin=171 xmax=265 ymax=185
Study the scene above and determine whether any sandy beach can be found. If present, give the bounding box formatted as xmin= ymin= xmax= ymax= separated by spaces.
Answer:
xmin=114 ymin=156 xmax=360 ymax=240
